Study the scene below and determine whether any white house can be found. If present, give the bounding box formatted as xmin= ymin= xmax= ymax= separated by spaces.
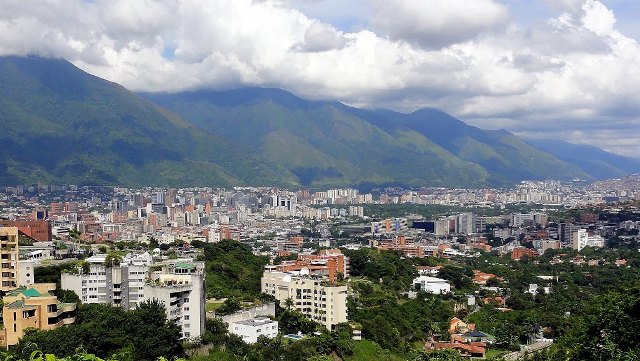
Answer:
xmin=413 ymin=276 xmax=451 ymax=294
xmin=230 ymin=317 xmax=278 ymax=344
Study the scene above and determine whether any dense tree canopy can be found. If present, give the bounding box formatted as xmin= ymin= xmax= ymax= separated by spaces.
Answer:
xmin=13 ymin=300 xmax=183 ymax=361
xmin=199 ymin=240 xmax=269 ymax=298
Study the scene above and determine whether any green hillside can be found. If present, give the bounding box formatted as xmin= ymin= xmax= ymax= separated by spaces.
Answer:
xmin=0 ymin=56 xmax=604 ymax=188
xmin=0 ymin=56 xmax=294 ymax=187
xmin=144 ymin=88 xmax=590 ymax=187
xmin=144 ymin=89 xmax=490 ymax=188
xmin=526 ymin=138 xmax=640 ymax=179
xmin=359 ymin=107 xmax=590 ymax=184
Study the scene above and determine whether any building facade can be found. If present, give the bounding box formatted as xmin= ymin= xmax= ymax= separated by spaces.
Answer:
xmin=61 ymin=253 xmax=151 ymax=309
xmin=0 ymin=221 xmax=52 ymax=242
xmin=143 ymin=262 xmax=206 ymax=340
xmin=572 ymin=229 xmax=605 ymax=251
xmin=230 ymin=317 xmax=278 ymax=344
xmin=1 ymin=283 xmax=76 ymax=347
xmin=61 ymin=254 xmax=206 ymax=340
xmin=0 ymin=227 xmax=19 ymax=293
xmin=261 ymin=270 xmax=347 ymax=330
xmin=412 ymin=276 xmax=451 ymax=294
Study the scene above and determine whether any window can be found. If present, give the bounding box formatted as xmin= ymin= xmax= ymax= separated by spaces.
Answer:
xmin=184 ymin=315 xmax=189 ymax=320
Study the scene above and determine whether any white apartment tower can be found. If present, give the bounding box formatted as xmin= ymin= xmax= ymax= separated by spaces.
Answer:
xmin=143 ymin=261 xmax=206 ymax=340
xmin=61 ymin=254 xmax=205 ymax=340
xmin=61 ymin=253 xmax=151 ymax=309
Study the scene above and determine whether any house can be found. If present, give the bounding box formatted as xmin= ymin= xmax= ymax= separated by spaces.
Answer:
xmin=230 ymin=317 xmax=278 ymax=344
xmin=462 ymin=330 xmax=496 ymax=344
xmin=412 ymin=276 xmax=451 ymax=294
xmin=482 ymin=296 xmax=506 ymax=307
xmin=426 ymin=334 xmax=486 ymax=358
xmin=416 ymin=265 xmax=441 ymax=276
xmin=472 ymin=270 xmax=500 ymax=285
xmin=449 ymin=317 xmax=475 ymax=334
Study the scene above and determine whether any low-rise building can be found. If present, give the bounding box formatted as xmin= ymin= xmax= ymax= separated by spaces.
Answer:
xmin=572 ymin=229 xmax=605 ymax=251
xmin=230 ymin=317 xmax=278 ymax=344
xmin=412 ymin=276 xmax=451 ymax=294
xmin=511 ymin=247 xmax=539 ymax=260
xmin=1 ymin=283 xmax=76 ymax=347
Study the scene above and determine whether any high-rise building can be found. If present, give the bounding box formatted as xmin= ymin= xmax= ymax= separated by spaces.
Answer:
xmin=143 ymin=261 xmax=206 ymax=340
xmin=261 ymin=270 xmax=348 ymax=331
xmin=61 ymin=255 xmax=205 ymax=340
xmin=61 ymin=253 xmax=152 ymax=309
xmin=0 ymin=227 xmax=19 ymax=293
xmin=455 ymin=213 xmax=475 ymax=235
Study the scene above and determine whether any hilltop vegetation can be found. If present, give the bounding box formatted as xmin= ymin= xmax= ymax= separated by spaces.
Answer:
xmin=194 ymin=239 xmax=269 ymax=299
xmin=1 ymin=56 xmax=632 ymax=188
xmin=0 ymin=56 xmax=292 ymax=187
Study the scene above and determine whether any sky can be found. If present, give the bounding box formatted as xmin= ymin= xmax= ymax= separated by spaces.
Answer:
xmin=1 ymin=0 xmax=639 ymax=156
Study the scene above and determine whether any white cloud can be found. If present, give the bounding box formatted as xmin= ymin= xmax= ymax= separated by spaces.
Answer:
xmin=292 ymin=21 xmax=348 ymax=52
xmin=0 ymin=0 xmax=639 ymax=155
xmin=371 ymin=0 xmax=509 ymax=48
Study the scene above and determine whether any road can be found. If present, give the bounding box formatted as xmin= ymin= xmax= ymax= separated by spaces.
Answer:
xmin=501 ymin=341 xmax=553 ymax=360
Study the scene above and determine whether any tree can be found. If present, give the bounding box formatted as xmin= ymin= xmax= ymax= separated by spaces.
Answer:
xmin=284 ymin=297 xmax=294 ymax=310
xmin=14 ymin=301 xmax=183 ymax=361
xmin=103 ymin=252 xmax=122 ymax=267
xmin=215 ymin=298 xmax=242 ymax=316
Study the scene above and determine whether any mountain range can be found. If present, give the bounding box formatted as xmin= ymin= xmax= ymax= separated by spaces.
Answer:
xmin=1 ymin=56 xmax=637 ymax=188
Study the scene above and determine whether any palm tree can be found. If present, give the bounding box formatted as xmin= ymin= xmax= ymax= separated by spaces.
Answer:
xmin=284 ymin=297 xmax=294 ymax=311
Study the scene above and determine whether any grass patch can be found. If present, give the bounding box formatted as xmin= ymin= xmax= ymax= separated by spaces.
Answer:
xmin=486 ymin=349 xmax=510 ymax=359
xmin=344 ymin=340 xmax=405 ymax=361
xmin=205 ymin=300 xmax=225 ymax=312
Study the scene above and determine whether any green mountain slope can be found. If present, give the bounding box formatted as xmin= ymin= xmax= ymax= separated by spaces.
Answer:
xmin=351 ymin=107 xmax=590 ymax=184
xmin=144 ymin=88 xmax=591 ymax=187
xmin=0 ymin=56 xmax=610 ymax=188
xmin=143 ymin=89 xmax=491 ymax=187
xmin=525 ymin=139 xmax=640 ymax=179
xmin=0 ymin=56 xmax=293 ymax=187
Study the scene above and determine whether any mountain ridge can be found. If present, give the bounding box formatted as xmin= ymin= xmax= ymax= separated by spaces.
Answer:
xmin=0 ymin=56 xmax=296 ymax=187
xmin=0 ymin=56 xmax=629 ymax=188
xmin=525 ymin=138 xmax=640 ymax=179
xmin=143 ymin=87 xmax=595 ymax=186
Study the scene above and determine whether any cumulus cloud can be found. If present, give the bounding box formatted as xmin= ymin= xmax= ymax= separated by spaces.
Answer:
xmin=371 ymin=0 xmax=509 ymax=49
xmin=292 ymin=21 xmax=348 ymax=52
xmin=0 ymin=0 xmax=639 ymax=155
